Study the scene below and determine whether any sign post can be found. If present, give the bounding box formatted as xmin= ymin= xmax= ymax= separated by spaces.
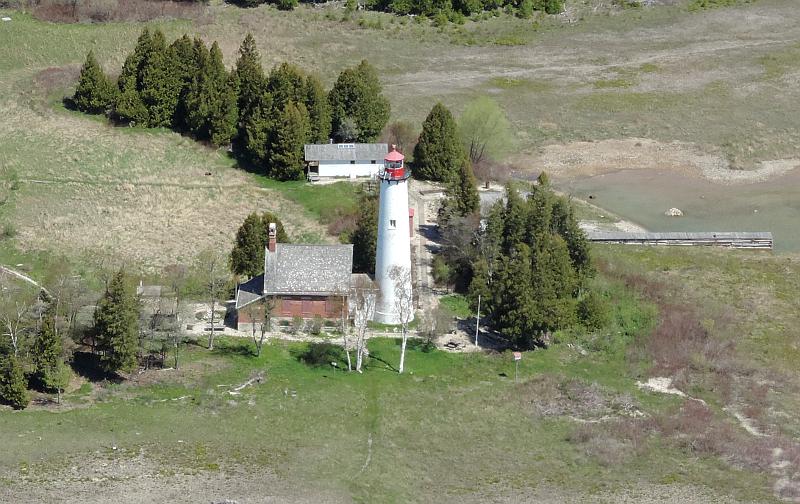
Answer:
xmin=513 ymin=352 xmax=522 ymax=383
xmin=474 ymin=294 xmax=481 ymax=347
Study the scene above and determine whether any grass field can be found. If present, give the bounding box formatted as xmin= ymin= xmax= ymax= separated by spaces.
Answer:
xmin=2 ymin=3 xmax=800 ymax=500
xmin=0 ymin=0 xmax=799 ymax=277
xmin=4 ymin=244 xmax=800 ymax=502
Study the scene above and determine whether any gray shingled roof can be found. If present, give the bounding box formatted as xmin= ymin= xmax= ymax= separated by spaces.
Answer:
xmin=264 ymin=244 xmax=353 ymax=295
xmin=235 ymin=274 xmax=265 ymax=310
xmin=304 ymin=143 xmax=388 ymax=162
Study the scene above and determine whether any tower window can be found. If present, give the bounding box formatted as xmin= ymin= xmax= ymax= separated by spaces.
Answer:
xmin=389 ymin=219 xmax=396 ymax=228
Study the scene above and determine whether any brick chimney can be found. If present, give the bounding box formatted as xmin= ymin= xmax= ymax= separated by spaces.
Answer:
xmin=268 ymin=222 xmax=277 ymax=253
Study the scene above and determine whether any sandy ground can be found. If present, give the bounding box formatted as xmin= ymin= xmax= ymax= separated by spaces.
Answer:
xmin=523 ymin=138 xmax=800 ymax=185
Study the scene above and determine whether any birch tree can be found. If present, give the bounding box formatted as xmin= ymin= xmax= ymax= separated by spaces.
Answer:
xmin=196 ymin=249 xmax=228 ymax=351
xmin=389 ymin=265 xmax=414 ymax=374
xmin=0 ymin=276 xmax=37 ymax=357
xmin=351 ymin=276 xmax=376 ymax=373
xmin=335 ymin=286 xmax=352 ymax=371
xmin=254 ymin=297 xmax=273 ymax=357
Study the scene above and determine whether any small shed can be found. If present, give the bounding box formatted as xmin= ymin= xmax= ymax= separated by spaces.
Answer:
xmin=304 ymin=143 xmax=388 ymax=179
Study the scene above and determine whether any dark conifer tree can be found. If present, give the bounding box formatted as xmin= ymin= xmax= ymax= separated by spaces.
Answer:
xmin=268 ymin=102 xmax=310 ymax=181
xmin=234 ymin=33 xmax=267 ymax=140
xmin=169 ymin=35 xmax=199 ymax=130
xmin=446 ymin=155 xmax=480 ymax=216
xmin=0 ymin=354 xmax=29 ymax=410
xmin=329 ymin=60 xmax=390 ymax=142
xmin=112 ymin=28 xmax=159 ymax=125
xmin=230 ymin=212 xmax=288 ymax=278
xmin=230 ymin=213 xmax=268 ymax=278
xmin=305 ymin=74 xmax=332 ymax=143
xmin=413 ymin=102 xmax=464 ymax=182
xmin=351 ymin=193 xmax=379 ymax=275
xmin=267 ymin=62 xmax=307 ymax=112
xmin=492 ymin=244 xmax=536 ymax=345
xmin=140 ymin=30 xmax=181 ymax=127
xmin=186 ymin=42 xmax=238 ymax=146
xmin=32 ymin=311 xmax=64 ymax=391
xmin=94 ymin=270 xmax=139 ymax=374
xmin=242 ymin=90 xmax=275 ymax=169
xmin=72 ymin=51 xmax=116 ymax=114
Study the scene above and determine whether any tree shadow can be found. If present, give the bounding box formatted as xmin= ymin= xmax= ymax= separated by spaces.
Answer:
xmin=70 ymin=351 xmax=123 ymax=384
xmin=366 ymin=353 xmax=398 ymax=373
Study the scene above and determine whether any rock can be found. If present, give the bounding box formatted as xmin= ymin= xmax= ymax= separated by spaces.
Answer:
xmin=664 ymin=207 xmax=683 ymax=217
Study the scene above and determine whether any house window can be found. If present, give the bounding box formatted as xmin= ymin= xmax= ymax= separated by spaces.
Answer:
xmin=350 ymin=160 xmax=356 ymax=165
xmin=390 ymin=219 xmax=396 ymax=228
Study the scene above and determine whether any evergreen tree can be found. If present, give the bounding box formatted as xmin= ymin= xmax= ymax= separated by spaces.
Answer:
xmin=112 ymin=78 xmax=148 ymax=125
xmin=492 ymin=244 xmax=536 ymax=346
xmin=268 ymin=102 xmax=310 ymax=181
xmin=72 ymin=51 xmax=116 ymax=114
xmin=305 ymin=74 xmax=332 ymax=143
xmin=140 ymin=30 xmax=182 ymax=127
xmin=351 ymin=193 xmax=378 ymax=274
xmin=112 ymin=28 xmax=159 ymax=125
xmin=230 ymin=213 xmax=266 ymax=278
xmin=329 ymin=60 xmax=390 ymax=142
xmin=529 ymin=234 xmax=577 ymax=332
xmin=0 ymin=354 xmax=29 ymax=410
xmin=234 ymin=33 xmax=267 ymax=140
xmin=413 ymin=102 xmax=464 ymax=182
xmin=186 ymin=42 xmax=238 ymax=146
xmin=268 ymin=62 xmax=307 ymax=112
xmin=445 ymin=155 xmax=479 ymax=216
xmin=229 ymin=212 xmax=288 ymax=278
xmin=211 ymin=72 xmax=239 ymax=147
xmin=261 ymin=211 xmax=289 ymax=243
xmin=552 ymin=195 xmax=593 ymax=286
xmin=32 ymin=311 xmax=65 ymax=391
xmin=242 ymin=90 xmax=275 ymax=169
xmin=501 ymin=184 xmax=527 ymax=254
xmin=174 ymin=37 xmax=207 ymax=133
xmin=94 ymin=270 xmax=139 ymax=374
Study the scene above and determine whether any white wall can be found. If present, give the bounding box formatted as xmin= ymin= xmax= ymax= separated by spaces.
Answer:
xmin=316 ymin=160 xmax=381 ymax=178
xmin=373 ymin=178 xmax=414 ymax=325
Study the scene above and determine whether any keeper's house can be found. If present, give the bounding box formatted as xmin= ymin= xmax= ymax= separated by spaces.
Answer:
xmin=304 ymin=143 xmax=388 ymax=180
xmin=233 ymin=224 xmax=355 ymax=331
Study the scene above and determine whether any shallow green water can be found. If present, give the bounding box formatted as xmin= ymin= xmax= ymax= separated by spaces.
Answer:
xmin=559 ymin=169 xmax=800 ymax=252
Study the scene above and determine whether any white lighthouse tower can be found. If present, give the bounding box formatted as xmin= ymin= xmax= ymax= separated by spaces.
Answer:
xmin=373 ymin=145 xmax=414 ymax=325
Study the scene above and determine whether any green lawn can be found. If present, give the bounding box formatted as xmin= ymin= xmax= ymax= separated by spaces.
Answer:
xmin=3 ymin=246 xmax=795 ymax=501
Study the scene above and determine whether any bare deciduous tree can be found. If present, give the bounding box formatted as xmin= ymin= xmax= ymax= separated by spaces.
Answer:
xmin=334 ymin=285 xmax=353 ymax=371
xmin=419 ymin=303 xmax=452 ymax=349
xmin=195 ymin=249 xmax=228 ymax=351
xmin=388 ymin=265 xmax=414 ymax=374
xmin=0 ymin=274 xmax=37 ymax=356
xmin=253 ymin=296 xmax=274 ymax=357
xmin=164 ymin=264 xmax=188 ymax=369
xmin=351 ymin=276 xmax=377 ymax=373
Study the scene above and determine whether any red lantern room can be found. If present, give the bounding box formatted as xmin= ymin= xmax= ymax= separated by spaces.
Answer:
xmin=381 ymin=144 xmax=408 ymax=181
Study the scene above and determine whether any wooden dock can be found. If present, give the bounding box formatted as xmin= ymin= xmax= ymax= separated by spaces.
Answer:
xmin=586 ymin=231 xmax=773 ymax=250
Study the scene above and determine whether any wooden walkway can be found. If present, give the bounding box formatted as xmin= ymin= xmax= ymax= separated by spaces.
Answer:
xmin=586 ymin=231 xmax=773 ymax=250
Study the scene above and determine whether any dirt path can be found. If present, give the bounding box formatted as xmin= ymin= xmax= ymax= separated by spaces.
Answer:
xmin=0 ymin=264 xmax=50 ymax=297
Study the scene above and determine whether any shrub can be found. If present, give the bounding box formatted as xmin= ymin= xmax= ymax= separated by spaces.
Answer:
xmin=432 ymin=254 xmax=452 ymax=286
xmin=297 ymin=342 xmax=344 ymax=367
xmin=291 ymin=316 xmax=304 ymax=334
xmin=1 ymin=222 xmax=15 ymax=240
xmin=310 ymin=315 xmax=323 ymax=336
xmin=577 ymin=291 xmax=610 ymax=330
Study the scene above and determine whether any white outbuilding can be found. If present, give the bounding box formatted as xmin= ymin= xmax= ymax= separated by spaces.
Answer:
xmin=304 ymin=143 xmax=388 ymax=180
